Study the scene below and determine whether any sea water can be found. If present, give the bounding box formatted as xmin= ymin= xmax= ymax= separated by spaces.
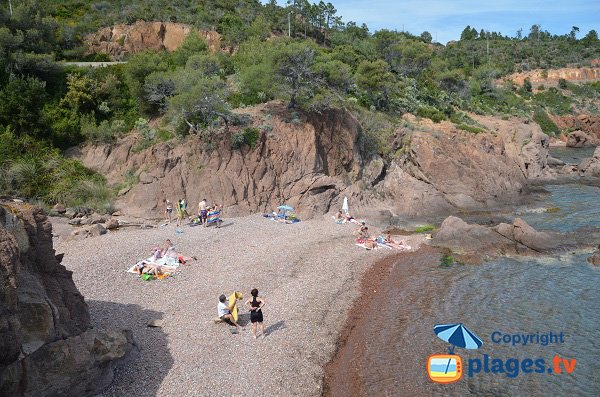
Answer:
xmin=334 ymin=147 xmax=600 ymax=396
xmin=433 ymin=149 xmax=600 ymax=395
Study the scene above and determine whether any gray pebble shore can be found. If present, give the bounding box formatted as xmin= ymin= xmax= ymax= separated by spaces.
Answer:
xmin=54 ymin=215 xmax=408 ymax=396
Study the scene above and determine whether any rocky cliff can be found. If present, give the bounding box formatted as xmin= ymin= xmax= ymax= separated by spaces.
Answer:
xmin=84 ymin=21 xmax=222 ymax=60
xmin=0 ymin=202 xmax=135 ymax=396
xmin=504 ymin=67 xmax=600 ymax=86
xmin=550 ymin=114 xmax=600 ymax=146
xmin=70 ymin=103 xmax=551 ymax=221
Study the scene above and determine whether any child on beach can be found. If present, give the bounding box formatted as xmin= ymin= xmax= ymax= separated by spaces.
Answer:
xmin=244 ymin=288 xmax=266 ymax=339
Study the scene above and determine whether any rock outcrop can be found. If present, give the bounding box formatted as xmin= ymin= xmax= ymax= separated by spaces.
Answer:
xmin=552 ymin=115 xmax=600 ymax=142
xmin=504 ymin=67 xmax=600 ymax=86
xmin=84 ymin=21 xmax=223 ymax=60
xmin=566 ymin=130 xmax=599 ymax=147
xmin=0 ymin=202 xmax=135 ymax=396
xmin=432 ymin=216 xmax=563 ymax=258
xmin=69 ymin=103 xmax=550 ymax=221
xmin=578 ymin=146 xmax=600 ymax=176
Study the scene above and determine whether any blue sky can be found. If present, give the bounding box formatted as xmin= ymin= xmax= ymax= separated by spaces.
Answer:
xmin=268 ymin=1 xmax=600 ymax=44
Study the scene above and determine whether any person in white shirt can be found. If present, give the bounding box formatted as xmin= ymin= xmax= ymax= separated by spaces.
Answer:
xmin=218 ymin=294 xmax=241 ymax=332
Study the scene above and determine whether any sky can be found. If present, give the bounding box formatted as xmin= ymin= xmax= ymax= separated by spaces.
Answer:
xmin=269 ymin=0 xmax=600 ymax=44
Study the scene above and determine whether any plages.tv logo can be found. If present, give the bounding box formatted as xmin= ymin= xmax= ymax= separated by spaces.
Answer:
xmin=427 ymin=323 xmax=483 ymax=384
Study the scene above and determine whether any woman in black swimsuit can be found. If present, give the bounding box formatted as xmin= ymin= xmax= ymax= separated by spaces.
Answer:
xmin=244 ymin=288 xmax=265 ymax=339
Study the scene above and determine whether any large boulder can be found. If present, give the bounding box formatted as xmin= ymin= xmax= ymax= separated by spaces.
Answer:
xmin=578 ymin=147 xmax=600 ymax=177
xmin=433 ymin=216 xmax=562 ymax=256
xmin=566 ymin=130 xmax=599 ymax=147
xmin=0 ymin=202 xmax=135 ymax=396
xmin=432 ymin=216 xmax=512 ymax=253
xmin=493 ymin=218 xmax=559 ymax=252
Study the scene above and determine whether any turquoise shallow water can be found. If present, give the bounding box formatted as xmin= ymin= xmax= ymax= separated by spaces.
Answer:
xmin=435 ymin=181 xmax=600 ymax=396
xmin=515 ymin=184 xmax=600 ymax=232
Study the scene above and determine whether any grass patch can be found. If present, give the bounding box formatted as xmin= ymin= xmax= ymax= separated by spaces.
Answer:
xmin=533 ymin=109 xmax=560 ymax=136
xmin=440 ymin=253 xmax=454 ymax=267
xmin=455 ymin=123 xmax=486 ymax=134
xmin=414 ymin=224 xmax=436 ymax=233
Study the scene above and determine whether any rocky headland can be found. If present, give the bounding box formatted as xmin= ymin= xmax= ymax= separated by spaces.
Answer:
xmin=0 ymin=202 xmax=136 ymax=396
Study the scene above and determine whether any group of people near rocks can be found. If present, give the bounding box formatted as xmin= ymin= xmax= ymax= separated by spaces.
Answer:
xmin=164 ymin=198 xmax=223 ymax=228
xmin=333 ymin=210 xmax=409 ymax=250
xmin=218 ymin=289 xmax=266 ymax=339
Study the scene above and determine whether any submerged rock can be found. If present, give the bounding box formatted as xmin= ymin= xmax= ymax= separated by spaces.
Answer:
xmin=0 ymin=202 xmax=135 ymax=397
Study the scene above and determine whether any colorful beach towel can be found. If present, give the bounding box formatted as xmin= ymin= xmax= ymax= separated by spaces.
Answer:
xmin=207 ymin=209 xmax=221 ymax=225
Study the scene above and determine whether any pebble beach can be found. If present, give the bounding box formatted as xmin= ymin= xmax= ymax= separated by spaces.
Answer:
xmin=53 ymin=215 xmax=425 ymax=396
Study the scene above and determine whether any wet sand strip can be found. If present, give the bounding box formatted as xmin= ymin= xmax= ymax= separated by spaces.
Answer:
xmin=323 ymin=246 xmax=464 ymax=397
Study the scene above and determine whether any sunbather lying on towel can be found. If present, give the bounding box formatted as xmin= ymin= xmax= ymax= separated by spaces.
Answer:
xmin=383 ymin=232 xmax=410 ymax=250
xmin=134 ymin=260 xmax=164 ymax=276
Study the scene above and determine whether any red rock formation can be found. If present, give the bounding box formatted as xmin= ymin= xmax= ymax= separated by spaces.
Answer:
xmin=69 ymin=103 xmax=551 ymax=221
xmin=504 ymin=67 xmax=600 ymax=86
xmin=84 ymin=21 xmax=223 ymax=60
xmin=551 ymin=114 xmax=600 ymax=143
xmin=0 ymin=203 xmax=135 ymax=396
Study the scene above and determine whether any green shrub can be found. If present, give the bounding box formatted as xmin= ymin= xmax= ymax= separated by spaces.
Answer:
xmin=533 ymin=109 xmax=560 ymax=135
xmin=440 ymin=253 xmax=454 ymax=267
xmin=558 ymin=78 xmax=568 ymax=89
xmin=415 ymin=225 xmax=436 ymax=233
xmin=81 ymin=116 xmax=127 ymax=143
xmin=416 ymin=106 xmax=446 ymax=123
xmin=455 ymin=123 xmax=486 ymax=134
xmin=231 ymin=127 xmax=260 ymax=149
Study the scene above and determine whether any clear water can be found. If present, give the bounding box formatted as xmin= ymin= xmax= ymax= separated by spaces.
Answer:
xmin=514 ymin=184 xmax=600 ymax=232
xmin=436 ymin=254 xmax=600 ymax=396
xmin=549 ymin=146 xmax=596 ymax=164
xmin=435 ymin=184 xmax=600 ymax=396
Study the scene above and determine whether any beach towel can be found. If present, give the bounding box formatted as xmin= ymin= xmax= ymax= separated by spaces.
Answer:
xmin=207 ymin=209 xmax=221 ymax=225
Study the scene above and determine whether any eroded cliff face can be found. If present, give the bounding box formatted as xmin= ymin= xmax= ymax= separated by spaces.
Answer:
xmin=70 ymin=103 xmax=550 ymax=221
xmin=504 ymin=67 xmax=600 ymax=86
xmin=72 ymin=104 xmax=363 ymax=218
xmin=0 ymin=203 xmax=135 ymax=397
xmin=550 ymin=114 xmax=600 ymax=146
xmin=84 ymin=21 xmax=223 ymax=60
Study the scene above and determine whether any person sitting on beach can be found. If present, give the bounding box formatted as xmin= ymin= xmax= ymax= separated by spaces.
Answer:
xmin=152 ymin=246 xmax=162 ymax=261
xmin=162 ymin=239 xmax=175 ymax=256
xmin=356 ymin=222 xmax=370 ymax=239
xmin=364 ymin=238 xmax=378 ymax=250
xmin=332 ymin=210 xmax=344 ymax=223
xmin=218 ymin=294 xmax=242 ymax=333
xmin=244 ymin=288 xmax=266 ymax=339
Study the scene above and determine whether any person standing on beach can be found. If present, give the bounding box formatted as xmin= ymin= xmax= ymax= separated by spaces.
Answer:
xmin=199 ymin=198 xmax=208 ymax=226
xmin=165 ymin=200 xmax=173 ymax=223
xmin=176 ymin=199 xmax=188 ymax=227
xmin=218 ymin=294 xmax=242 ymax=333
xmin=244 ymin=288 xmax=265 ymax=339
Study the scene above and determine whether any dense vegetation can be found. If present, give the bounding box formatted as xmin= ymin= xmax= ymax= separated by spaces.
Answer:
xmin=1 ymin=0 xmax=599 ymax=210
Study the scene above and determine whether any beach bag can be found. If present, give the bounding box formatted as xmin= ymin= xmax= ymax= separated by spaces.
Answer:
xmin=142 ymin=273 xmax=154 ymax=281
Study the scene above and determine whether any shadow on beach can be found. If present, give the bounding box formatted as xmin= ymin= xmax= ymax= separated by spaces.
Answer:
xmin=265 ymin=320 xmax=286 ymax=336
xmin=87 ymin=300 xmax=173 ymax=397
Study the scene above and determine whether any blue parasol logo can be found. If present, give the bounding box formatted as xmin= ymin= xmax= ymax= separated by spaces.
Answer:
xmin=434 ymin=323 xmax=483 ymax=354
